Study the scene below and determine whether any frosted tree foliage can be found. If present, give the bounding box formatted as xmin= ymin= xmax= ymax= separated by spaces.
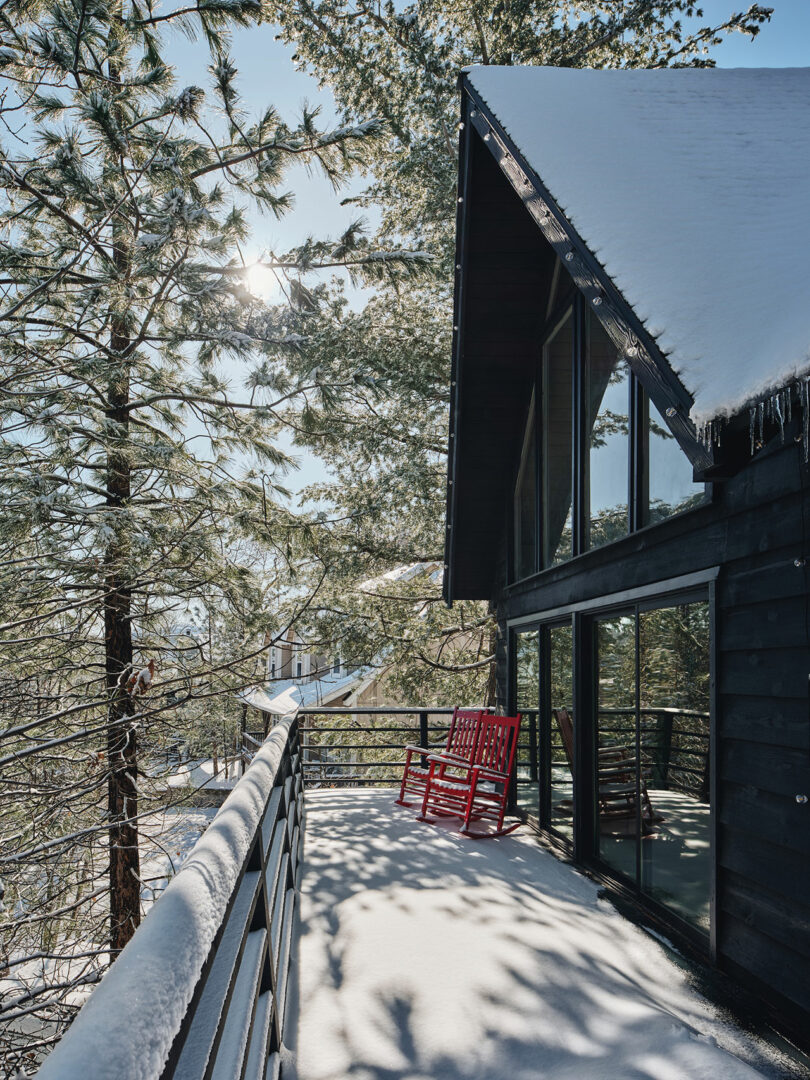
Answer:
xmin=265 ymin=0 xmax=772 ymax=697
xmin=0 ymin=0 xmax=423 ymax=1071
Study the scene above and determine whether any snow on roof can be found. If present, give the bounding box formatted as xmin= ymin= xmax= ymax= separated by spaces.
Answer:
xmin=235 ymin=685 xmax=283 ymax=713
xmin=466 ymin=66 xmax=810 ymax=426
xmin=360 ymin=561 xmax=442 ymax=591
xmin=261 ymin=666 xmax=375 ymax=714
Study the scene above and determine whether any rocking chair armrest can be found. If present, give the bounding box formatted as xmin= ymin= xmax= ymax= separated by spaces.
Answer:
xmin=426 ymin=751 xmax=471 ymax=766
xmin=471 ymin=766 xmax=509 ymax=783
xmin=403 ymin=743 xmax=445 ymax=756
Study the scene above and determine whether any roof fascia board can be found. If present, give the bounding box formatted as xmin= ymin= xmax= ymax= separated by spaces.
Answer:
xmin=461 ymin=76 xmax=714 ymax=475
xmin=444 ymin=88 xmax=475 ymax=607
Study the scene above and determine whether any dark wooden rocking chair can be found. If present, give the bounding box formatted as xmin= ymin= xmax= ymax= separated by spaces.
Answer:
xmin=554 ymin=707 xmax=663 ymax=835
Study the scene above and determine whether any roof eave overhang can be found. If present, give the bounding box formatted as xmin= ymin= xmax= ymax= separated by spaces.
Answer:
xmin=462 ymin=75 xmax=713 ymax=437
xmin=445 ymin=76 xmax=722 ymax=606
xmin=443 ymin=85 xmax=475 ymax=607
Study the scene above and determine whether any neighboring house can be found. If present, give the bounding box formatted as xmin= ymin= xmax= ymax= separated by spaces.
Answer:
xmin=446 ymin=67 xmax=810 ymax=1042
xmin=239 ymin=630 xmax=395 ymax=735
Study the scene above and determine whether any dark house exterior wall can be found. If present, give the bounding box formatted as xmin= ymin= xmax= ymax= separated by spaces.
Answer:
xmin=492 ymin=441 xmax=810 ymax=1032
xmin=448 ymin=96 xmax=810 ymax=1041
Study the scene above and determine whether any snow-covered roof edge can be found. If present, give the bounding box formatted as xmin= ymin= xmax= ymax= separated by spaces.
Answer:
xmin=462 ymin=66 xmax=810 ymax=451
xmin=460 ymin=71 xmax=710 ymax=471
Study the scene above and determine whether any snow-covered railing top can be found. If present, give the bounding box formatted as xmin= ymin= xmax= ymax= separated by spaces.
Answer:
xmin=464 ymin=66 xmax=810 ymax=429
xmin=36 ymin=716 xmax=303 ymax=1080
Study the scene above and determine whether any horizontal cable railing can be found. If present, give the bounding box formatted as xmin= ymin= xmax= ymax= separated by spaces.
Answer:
xmin=515 ymin=706 xmax=711 ymax=799
xmin=295 ymin=707 xmax=457 ymax=788
xmin=37 ymin=715 xmax=304 ymax=1080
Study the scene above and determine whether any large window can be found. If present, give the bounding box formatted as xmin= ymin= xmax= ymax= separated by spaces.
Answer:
xmin=510 ymin=296 xmax=705 ymax=582
xmin=595 ymin=597 xmax=711 ymax=931
xmin=513 ymin=394 xmax=538 ymax=580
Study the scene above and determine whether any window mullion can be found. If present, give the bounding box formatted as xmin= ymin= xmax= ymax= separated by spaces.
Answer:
xmin=630 ymin=375 xmax=647 ymax=532
xmin=572 ymin=294 xmax=588 ymax=556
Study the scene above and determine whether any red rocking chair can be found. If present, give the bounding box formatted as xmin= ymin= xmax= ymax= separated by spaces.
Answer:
xmin=418 ymin=714 xmax=522 ymax=838
xmin=395 ymin=707 xmax=484 ymax=808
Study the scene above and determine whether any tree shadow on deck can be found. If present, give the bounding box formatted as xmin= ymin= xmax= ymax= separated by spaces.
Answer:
xmin=287 ymin=791 xmax=794 ymax=1080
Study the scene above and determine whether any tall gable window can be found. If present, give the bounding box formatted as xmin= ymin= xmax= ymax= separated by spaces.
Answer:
xmin=511 ymin=294 xmax=705 ymax=582
xmin=586 ymin=312 xmax=630 ymax=550
xmin=514 ymin=392 xmax=538 ymax=580
xmin=543 ymin=313 xmax=574 ymax=565
xmin=646 ymin=396 xmax=705 ymax=525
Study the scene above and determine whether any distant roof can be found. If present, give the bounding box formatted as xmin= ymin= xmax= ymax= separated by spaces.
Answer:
xmin=465 ymin=66 xmax=810 ymax=426
xmin=259 ymin=667 xmax=375 ymax=715
xmin=236 ymin=686 xmax=283 ymax=714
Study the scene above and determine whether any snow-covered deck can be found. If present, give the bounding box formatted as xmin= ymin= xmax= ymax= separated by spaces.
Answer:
xmin=293 ymin=790 xmax=788 ymax=1080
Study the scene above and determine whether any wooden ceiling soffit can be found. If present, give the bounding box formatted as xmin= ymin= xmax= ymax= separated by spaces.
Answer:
xmin=461 ymin=78 xmax=715 ymax=481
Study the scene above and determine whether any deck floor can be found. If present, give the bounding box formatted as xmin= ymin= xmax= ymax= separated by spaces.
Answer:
xmin=290 ymin=790 xmax=790 ymax=1080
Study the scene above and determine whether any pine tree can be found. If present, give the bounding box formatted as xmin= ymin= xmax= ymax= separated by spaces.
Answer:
xmin=267 ymin=0 xmax=772 ymax=699
xmin=0 ymin=0 xmax=423 ymax=1064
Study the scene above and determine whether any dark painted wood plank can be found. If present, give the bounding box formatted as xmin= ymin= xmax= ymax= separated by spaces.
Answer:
xmin=721 ymin=870 xmax=810 ymax=961
xmin=720 ymin=828 xmax=810 ymax=905
xmin=719 ymin=693 xmax=810 ymax=750
xmin=719 ymin=782 xmax=810 ymax=855
xmin=718 ymin=648 xmax=810 ymax=699
xmin=719 ymin=738 xmax=810 ymax=796
xmin=719 ymin=596 xmax=809 ymax=651
xmin=718 ymin=913 xmax=810 ymax=1013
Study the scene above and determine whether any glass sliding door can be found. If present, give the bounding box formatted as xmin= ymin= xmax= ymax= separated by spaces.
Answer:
xmin=549 ymin=623 xmax=574 ymax=840
xmin=596 ymin=614 xmax=638 ymax=881
xmin=593 ymin=597 xmax=711 ymax=933
xmin=514 ymin=628 xmax=540 ymax=816
xmin=638 ymin=601 xmax=711 ymax=930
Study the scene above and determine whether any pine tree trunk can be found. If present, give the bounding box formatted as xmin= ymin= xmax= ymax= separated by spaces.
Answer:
xmin=105 ymin=44 xmax=140 ymax=946
xmin=105 ymin=357 xmax=141 ymax=954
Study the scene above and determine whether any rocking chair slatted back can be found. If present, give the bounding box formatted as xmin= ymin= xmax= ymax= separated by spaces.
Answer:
xmin=475 ymin=714 xmax=519 ymax=776
xmin=449 ymin=709 xmax=482 ymax=761
xmin=395 ymin=707 xmax=486 ymax=808
xmin=418 ymin=714 xmax=522 ymax=838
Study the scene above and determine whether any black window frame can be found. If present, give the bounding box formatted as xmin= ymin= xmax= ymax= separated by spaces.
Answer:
xmin=509 ymin=293 xmax=708 ymax=584
xmin=507 ymin=571 xmax=717 ymax=955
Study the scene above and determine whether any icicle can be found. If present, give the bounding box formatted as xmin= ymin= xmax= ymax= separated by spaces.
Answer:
xmin=803 ymin=378 xmax=810 ymax=464
xmin=774 ymin=391 xmax=785 ymax=443
xmin=787 ymin=387 xmax=793 ymax=424
xmin=749 ymin=407 xmax=756 ymax=456
xmin=757 ymin=401 xmax=765 ymax=447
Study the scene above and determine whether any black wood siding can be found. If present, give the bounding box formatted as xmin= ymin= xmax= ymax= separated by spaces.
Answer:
xmin=451 ymin=130 xmax=556 ymax=598
xmin=494 ymin=436 xmax=810 ymax=1026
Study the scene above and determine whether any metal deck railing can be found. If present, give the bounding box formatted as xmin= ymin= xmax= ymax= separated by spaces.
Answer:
xmin=37 ymin=716 xmax=303 ymax=1080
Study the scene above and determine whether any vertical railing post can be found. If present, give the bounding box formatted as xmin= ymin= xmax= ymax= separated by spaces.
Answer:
xmin=529 ymin=711 xmax=538 ymax=781
xmin=419 ymin=710 xmax=429 ymax=767
xmin=652 ymin=709 xmax=674 ymax=788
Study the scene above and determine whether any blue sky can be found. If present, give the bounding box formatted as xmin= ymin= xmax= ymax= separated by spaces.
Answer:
xmin=172 ymin=1 xmax=808 ymax=495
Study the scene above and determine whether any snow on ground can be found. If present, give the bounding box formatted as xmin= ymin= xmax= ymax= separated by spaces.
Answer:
xmin=166 ymin=757 xmax=239 ymax=793
xmin=466 ymin=66 xmax=810 ymax=427
xmin=139 ymin=804 xmax=219 ymax=906
xmin=293 ymin=790 xmax=796 ymax=1080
